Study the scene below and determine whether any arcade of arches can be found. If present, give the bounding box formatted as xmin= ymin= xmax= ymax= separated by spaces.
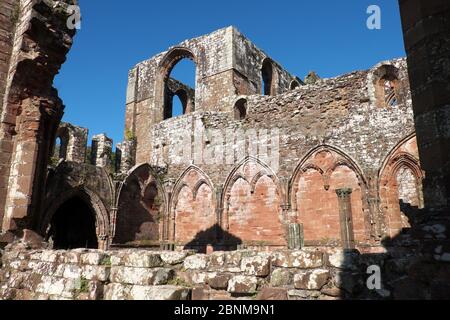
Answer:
xmin=40 ymin=136 xmax=423 ymax=251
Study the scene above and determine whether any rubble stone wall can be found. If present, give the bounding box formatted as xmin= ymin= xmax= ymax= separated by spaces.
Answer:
xmin=1 ymin=242 xmax=448 ymax=301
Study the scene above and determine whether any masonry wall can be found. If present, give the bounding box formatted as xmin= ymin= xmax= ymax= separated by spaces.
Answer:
xmin=129 ymin=58 xmax=418 ymax=249
xmin=124 ymin=26 xmax=299 ymax=164
xmin=0 ymin=0 xmax=77 ymax=234
xmin=0 ymin=0 xmax=17 ymax=227
xmin=0 ymin=0 xmax=16 ymax=116
xmin=1 ymin=241 xmax=449 ymax=301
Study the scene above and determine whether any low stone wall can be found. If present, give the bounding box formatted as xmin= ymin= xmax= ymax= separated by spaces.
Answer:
xmin=0 ymin=244 xmax=394 ymax=300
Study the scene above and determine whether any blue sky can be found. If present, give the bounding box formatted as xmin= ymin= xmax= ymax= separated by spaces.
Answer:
xmin=55 ymin=0 xmax=406 ymax=145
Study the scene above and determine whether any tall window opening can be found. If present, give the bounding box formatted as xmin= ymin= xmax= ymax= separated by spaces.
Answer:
xmin=164 ymin=56 xmax=196 ymax=120
xmin=234 ymin=98 xmax=247 ymax=120
xmin=261 ymin=59 xmax=274 ymax=96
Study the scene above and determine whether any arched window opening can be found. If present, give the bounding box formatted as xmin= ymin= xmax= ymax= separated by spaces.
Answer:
xmin=51 ymin=128 xmax=69 ymax=165
xmin=234 ymin=98 xmax=247 ymax=120
xmin=261 ymin=59 xmax=275 ymax=96
xmin=372 ymin=65 xmax=400 ymax=108
xmin=384 ymin=78 xmax=398 ymax=107
xmin=54 ymin=137 xmax=62 ymax=159
xmin=164 ymin=57 xmax=196 ymax=120
xmin=48 ymin=197 xmax=98 ymax=250
xmin=290 ymin=80 xmax=300 ymax=90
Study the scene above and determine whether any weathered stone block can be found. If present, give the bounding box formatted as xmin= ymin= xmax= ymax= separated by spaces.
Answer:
xmin=294 ymin=269 xmax=330 ymax=290
xmin=104 ymin=283 xmax=131 ymax=300
xmin=129 ymin=285 xmax=190 ymax=301
xmin=272 ymin=251 xmax=323 ymax=269
xmin=270 ymin=268 xmax=293 ymax=287
xmin=327 ymin=249 xmax=360 ymax=270
xmin=64 ymin=251 xmax=82 ymax=264
xmin=80 ymin=251 xmax=109 ymax=266
xmin=34 ymin=262 xmax=57 ymax=276
xmin=207 ymin=273 xmax=232 ymax=290
xmin=256 ymin=288 xmax=288 ymax=300
xmin=110 ymin=267 xmax=174 ymax=286
xmin=40 ymin=250 xmax=63 ymax=263
xmin=224 ymin=251 xmax=244 ymax=266
xmin=63 ymin=265 xmax=82 ymax=279
xmin=160 ymin=251 xmax=190 ymax=265
xmin=209 ymin=252 xmax=226 ymax=267
xmin=189 ymin=272 xmax=208 ymax=285
xmin=112 ymin=251 xmax=163 ymax=268
xmin=184 ymin=254 xmax=209 ymax=270
xmin=81 ymin=265 xmax=111 ymax=282
xmin=287 ymin=289 xmax=321 ymax=300
xmin=241 ymin=255 xmax=270 ymax=277
xmin=227 ymin=276 xmax=258 ymax=294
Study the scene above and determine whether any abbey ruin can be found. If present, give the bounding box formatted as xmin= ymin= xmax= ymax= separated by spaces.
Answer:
xmin=0 ymin=0 xmax=448 ymax=300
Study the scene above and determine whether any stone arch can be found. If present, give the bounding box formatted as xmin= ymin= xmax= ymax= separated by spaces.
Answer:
xmin=290 ymin=145 xmax=369 ymax=245
xmin=155 ymin=47 xmax=198 ymax=120
xmin=222 ymin=157 xmax=286 ymax=247
xmin=114 ymin=163 xmax=166 ymax=246
xmin=233 ymin=98 xmax=247 ymax=120
xmin=261 ymin=58 xmax=278 ymax=96
xmin=370 ymin=63 xmax=401 ymax=108
xmin=41 ymin=187 xmax=110 ymax=250
xmin=379 ymin=135 xmax=424 ymax=237
xmin=170 ymin=166 xmax=216 ymax=246
xmin=290 ymin=79 xmax=301 ymax=90
xmin=54 ymin=126 xmax=70 ymax=160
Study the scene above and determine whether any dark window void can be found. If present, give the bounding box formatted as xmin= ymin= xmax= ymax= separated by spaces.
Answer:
xmin=290 ymin=80 xmax=300 ymax=90
xmin=49 ymin=197 xmax=98 ymax=250
xmin=234 ymin=99 xmax=247 ymax=120
xmin=261 ymin=59 xmax=274 ymax=96
xmin=164 ymin=58 xmax=196 ymax=120
xmin=165 ymin=89 xmax=189 ymax=119
xmin=53 ymin=129 xmax=69 ymax=161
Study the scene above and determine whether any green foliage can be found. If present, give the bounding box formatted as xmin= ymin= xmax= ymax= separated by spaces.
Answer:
xmin=168 ymin=277 xmax=191 ymax=288
xmin=72 ymin=277 xmax=89 ymax=297
xmin=100 ymin=256 xmax=111 ymax=266
xmin=125 ymin=129 xmax=136 ymax=141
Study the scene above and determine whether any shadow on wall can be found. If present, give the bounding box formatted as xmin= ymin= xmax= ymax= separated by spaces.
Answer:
xmin=184 ymin=224 xmax=242 ymax=254
xmin=114 ymin=179 xmax=161 ymax=246
xmin=340 ymin=201 xmax=450 ymax=300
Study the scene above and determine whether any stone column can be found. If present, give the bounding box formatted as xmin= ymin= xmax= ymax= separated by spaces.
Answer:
xmin=215 ymin=186 xmax=223 ymax=241
xmin=336 ymin=188 xmax=355 ymax=249
xmin=398 ymin=0 xmax=450 ymax=210
xmin=91 ymin=134 xmax=113 ymax=168
xmin=116 ymin=139 xmax=136 ymax=174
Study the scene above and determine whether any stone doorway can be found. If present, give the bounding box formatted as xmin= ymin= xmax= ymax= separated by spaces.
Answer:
xmin=48 ymin=197 xmax=98 ymax=249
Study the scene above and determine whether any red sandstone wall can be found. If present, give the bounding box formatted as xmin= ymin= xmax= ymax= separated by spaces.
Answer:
xmin=293 ymin=150 xmax=367 ymax=245
xmin=380 ymin=136 xmax=423 ymax=238
xmin=172 ymin=168 xmax=216 ymax=246
xmin=224 ymin=161 xmax=286 ymax=246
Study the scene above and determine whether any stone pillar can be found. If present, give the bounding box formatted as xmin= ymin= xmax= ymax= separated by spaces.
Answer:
xmin=66 ymin=126 xmax=88 ymax=163
xmin=398 ymin=0 xmax=450 ymax=210
xmin=116 ymin=139 xmax=136 ymax=174
xmin=288 ymin=223 xmax=304 ymax=250
xmin=336 ymin=188 xmax=355 ymax=249
xmin=91 ymin=134 xmax=113 ymax=168
xmin=215 ymin=186 xmax=223 ymax=241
